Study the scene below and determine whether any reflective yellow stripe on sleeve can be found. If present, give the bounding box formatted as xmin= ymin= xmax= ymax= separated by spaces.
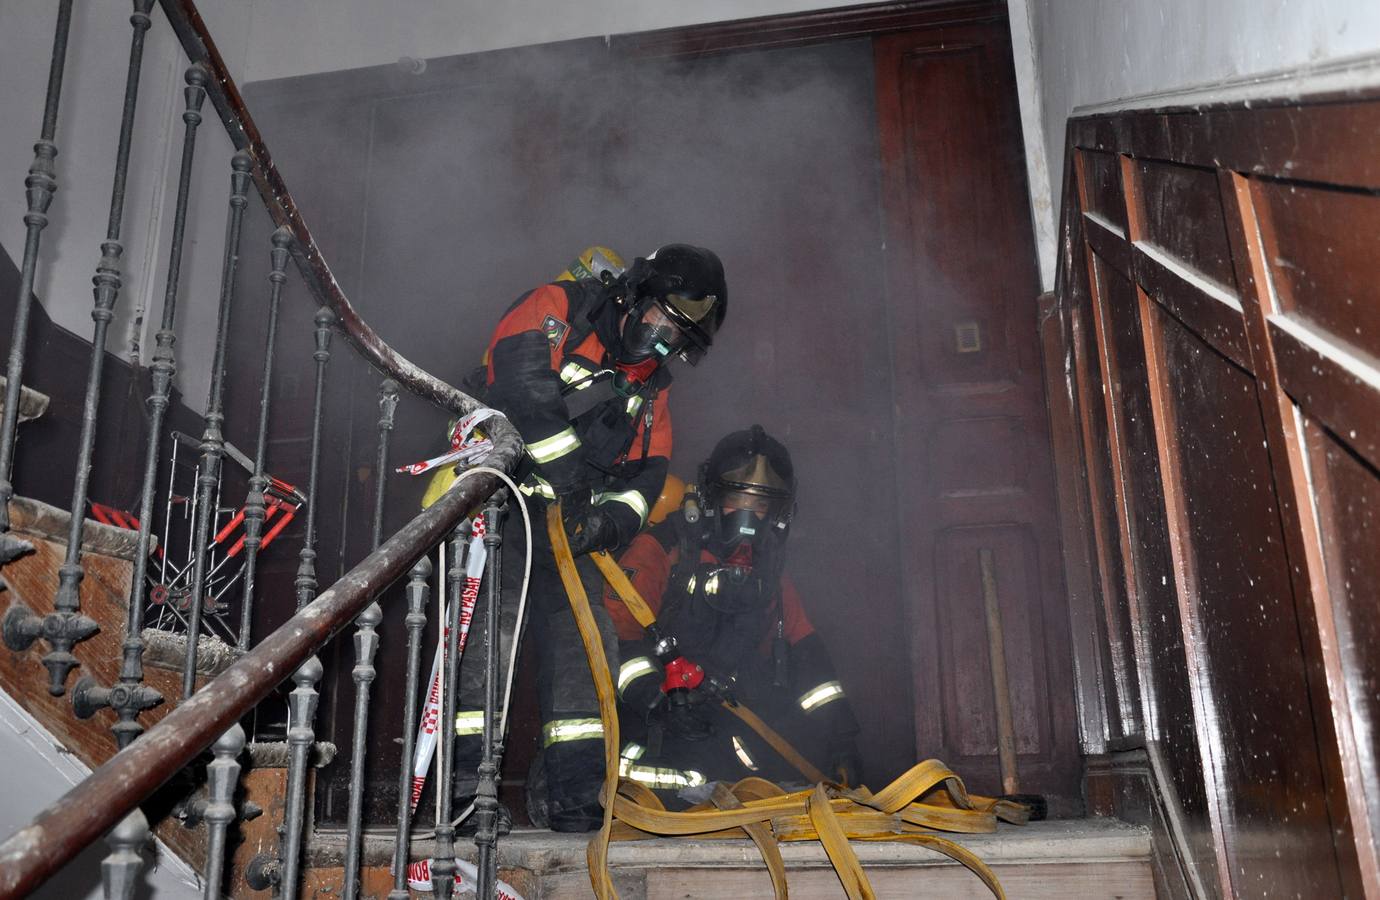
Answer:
xmin=559 ymin=361 xmax=597 ymax=390
xmin=527 ymin=426 xmax=581 ymax=464
xmin=519 ymin=472 xmax=557 ymax=499
xmin=595 ymin=489 xmax=650 ymax=527
xmin=542 ymin=717 xmax=604 ymax=747
xmin=617 ymin=656 xmax=657 ymax=697
xmin=798 ymin=680 xmax=845 ymax=712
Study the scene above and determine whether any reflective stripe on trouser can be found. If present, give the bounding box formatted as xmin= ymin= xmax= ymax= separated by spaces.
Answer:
xmin=732 ymin=734 xmax=760 ymax=771
xmin=455 ymin=710 xmax=484 ymax=735
xmin=618 ymin=759 xmax=706 ymax=789
xmin=543 ymin=717 xmax=604 ymax=747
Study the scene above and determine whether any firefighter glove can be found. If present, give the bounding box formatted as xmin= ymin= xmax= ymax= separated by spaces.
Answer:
xmin=826 ymin=737 xmax=865 ymax=788
xmin=565 ymin=505 xmax=622 ymax=557
xmin=662 ymin=696 xmax=715 ymax=742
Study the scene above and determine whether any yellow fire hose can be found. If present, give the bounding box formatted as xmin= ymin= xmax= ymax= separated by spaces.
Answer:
xmin=547 ymin=503 xmax=1025 ymax=899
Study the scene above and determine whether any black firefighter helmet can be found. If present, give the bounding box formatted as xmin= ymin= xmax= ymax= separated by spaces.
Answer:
xmin=614 ymin=244 xmax=727 ymax=368
xmin=700 ymin=425 xmax=796 ymax=564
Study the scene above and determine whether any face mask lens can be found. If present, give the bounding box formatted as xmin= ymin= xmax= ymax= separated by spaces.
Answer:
xmin=622 ymin=304 xmax=687 ymax=362
xmin=719 ymin=490 xmax=773 ymax=520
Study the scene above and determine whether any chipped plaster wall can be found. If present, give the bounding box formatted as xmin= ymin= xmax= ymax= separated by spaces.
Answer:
xmin=0 ymin=689 xmax=201 ymax=898
xmin=1008 ymin=0 xmax=1380 ymax=291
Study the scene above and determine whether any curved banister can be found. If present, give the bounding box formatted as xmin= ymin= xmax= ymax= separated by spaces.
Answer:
xmin=0 ymin=431 xmax=522 ymax=897
xmin=157 ymin=0 xmax=478 ymax=416
xmin=0 ymin=1 xmax=526 ymax=894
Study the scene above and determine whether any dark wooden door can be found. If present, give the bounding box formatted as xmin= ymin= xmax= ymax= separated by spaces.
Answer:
xmin=874 ymin=23 xmax=1081 ymax=801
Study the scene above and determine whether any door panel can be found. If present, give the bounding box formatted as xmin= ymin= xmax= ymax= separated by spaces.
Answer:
xmin=875 ymin=22 xmax=1080 ymax=800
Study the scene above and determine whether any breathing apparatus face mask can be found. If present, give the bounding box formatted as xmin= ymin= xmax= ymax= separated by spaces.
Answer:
xmin=705 ymin=489 xmax=792 ymax=571
xmin=618 ymin=302 xmax=690 ymax=366
xmin=697 ymin=495 xmax=788 ymax=615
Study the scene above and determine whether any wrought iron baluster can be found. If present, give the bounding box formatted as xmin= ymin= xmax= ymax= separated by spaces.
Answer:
xmin=181 ymin=149 xmax=254 ymax=699
xmin=201 ymin=723 xmax=246 ymax=900
xmin=2 ymin=0 xmax=158 ymax=697
xmin=294 ymin=306 xmax=335 ymax=611
xmin=475 ymin=496 xmax=507 ymax=896
xmin=245 ymin=654 xmax=323 ymax=899
xmin=281 ymin=656 xmax=323 ymax=900
xmin=341 ymin=378 xmax=399 ymax=899
xmin=389 ymin=556 xmax=432 ymax=900
xmin=237 ymin=226 xmax=293 ymax=650
xmin=0 ymin=0 xmax=73 ymax=558
xmin=70 ymin=63 xmax=211 ymax=746
xmin=101 ymin=807 xmax=149 ymax=900
xmin=432 ymin=521 xmax=468 ymax=900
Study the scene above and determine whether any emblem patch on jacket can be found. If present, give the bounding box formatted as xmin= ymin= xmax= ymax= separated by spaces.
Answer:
xmin=540 ymin=314 xmax=569 ymax=348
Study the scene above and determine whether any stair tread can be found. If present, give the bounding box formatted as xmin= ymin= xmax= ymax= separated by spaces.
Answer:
xmin=464 ymin=818 xmax=1151 ymax=872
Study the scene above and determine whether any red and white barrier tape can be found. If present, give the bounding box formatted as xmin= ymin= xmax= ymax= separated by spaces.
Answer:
xmin=409 ymin=514 xmax=487 ymax=812
xmin=405 ymin=857 xmax=525 ymax=899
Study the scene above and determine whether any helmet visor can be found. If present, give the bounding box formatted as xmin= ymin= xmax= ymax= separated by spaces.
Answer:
xmin=657 ymin=292 xmax=719 ymax=364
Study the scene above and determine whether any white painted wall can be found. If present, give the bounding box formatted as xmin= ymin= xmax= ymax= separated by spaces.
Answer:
xmin=240 ymin=0 xmax=881 ymax=83
xmin=0 ymin=0 xmax=249 ymax=399
xmin=1009 ymin=0 xmax=1380 ymax=290
xmin=0 ymin=689 xmax=201 ymax=898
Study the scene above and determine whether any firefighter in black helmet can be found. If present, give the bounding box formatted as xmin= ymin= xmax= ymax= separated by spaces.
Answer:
xmin=604 ymin=426 xmax=864 ymax=798
xmin=453 ymin=244 xmax=727 ymax=833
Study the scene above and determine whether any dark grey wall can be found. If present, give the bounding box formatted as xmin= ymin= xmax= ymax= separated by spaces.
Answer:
xmin=242 ymin=35 xmax=910 ymax=824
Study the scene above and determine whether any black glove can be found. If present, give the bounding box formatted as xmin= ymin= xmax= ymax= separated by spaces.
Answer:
xmin=565 ymin=504 xmax=621 ymax=557
xmin=701 ymin=672 xmax=739 ymax=707
xmin=662 ymin=694 xmax=715 ymax=742
xmin=827 ymin=738 xmax=865 ymax=788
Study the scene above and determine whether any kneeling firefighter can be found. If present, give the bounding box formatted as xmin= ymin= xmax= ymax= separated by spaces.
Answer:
xmin=604 ymin=425 xmax=863 ymax=799
xmin=446 ymin=244 xmax=728 ymax=832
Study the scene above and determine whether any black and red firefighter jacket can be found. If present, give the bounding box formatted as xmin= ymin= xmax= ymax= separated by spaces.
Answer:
xmin=484 ymin=279 xmax=672 ymax=540
xmin=603 ymin=518 xmax=862 ymax=789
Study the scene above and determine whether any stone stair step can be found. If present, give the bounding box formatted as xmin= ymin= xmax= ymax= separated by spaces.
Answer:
xmin=458 ymin=817 xmax=1155 ymax=899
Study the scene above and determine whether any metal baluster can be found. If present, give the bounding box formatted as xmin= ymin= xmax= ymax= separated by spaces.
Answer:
xmin=432 ymin=522 xmax=468 ymax=899
xmin=2 ymin=0 xmax=157 ymax=697
xmin=202 ymin=723 xmax=246 ymax=900
xmin=341 ymin=379 xmax=399 ymax=899
xmin=181 ymin=149 xmax=253 ymax=698
xmin=244 ymin=653 xmax=324 ymax=899
xmin=389 ymin=557 xmax=432 ymax=900
xmin=69 ymin=64 xmax=210 ymax=746
xmin=237 ymin=226 xmax=293 ymax=650
xmin=101 ymin=808 xmax=149 ymax=900
xmin=0 ymin=0 xmax=73 ymax=561
xmin=294 ymin=307 xmax=335 ymax=611
xmin=475 ymin=497 xmax=507 ymax=896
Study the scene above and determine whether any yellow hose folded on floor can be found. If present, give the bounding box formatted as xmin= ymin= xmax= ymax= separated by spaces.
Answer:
xmin=547 ymin=503 xmax=1021 ymax=900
